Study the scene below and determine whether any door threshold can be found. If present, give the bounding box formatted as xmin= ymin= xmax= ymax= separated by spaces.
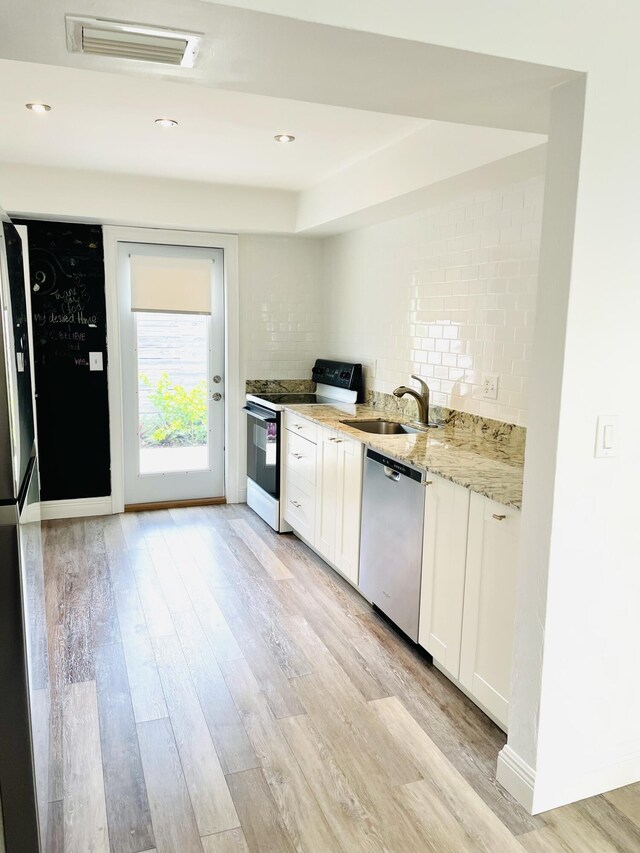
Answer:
xmin=124 ymin=496 xmax=226 ymax=512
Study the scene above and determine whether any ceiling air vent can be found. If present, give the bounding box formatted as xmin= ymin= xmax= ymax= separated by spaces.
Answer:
xmin=65 ymin=16 xmax=202 ymax=67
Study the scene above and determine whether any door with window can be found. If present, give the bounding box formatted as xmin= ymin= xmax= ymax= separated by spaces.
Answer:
xmin=118 ymin=243 xmax=224 ymax=506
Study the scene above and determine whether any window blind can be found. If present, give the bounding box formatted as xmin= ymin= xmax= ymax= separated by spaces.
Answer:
xmin=130 ymin=254 xmax=212 ymax=314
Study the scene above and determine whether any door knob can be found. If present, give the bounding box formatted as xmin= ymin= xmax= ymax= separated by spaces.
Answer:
xmin=213 ymin=375 xmax=222 ymax=384
xmin=212 ymin=392 xmax=222 ymax=401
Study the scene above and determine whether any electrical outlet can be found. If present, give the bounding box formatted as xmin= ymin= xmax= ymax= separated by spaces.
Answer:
xmin=89 ymin=351 xmax=104 ymax=372
xmin=482 ymin=373 xmax=499 ymax=400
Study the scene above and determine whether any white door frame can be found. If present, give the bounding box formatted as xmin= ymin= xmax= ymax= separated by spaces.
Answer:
xmin=103 ymin=226 xmax=240 ymax=513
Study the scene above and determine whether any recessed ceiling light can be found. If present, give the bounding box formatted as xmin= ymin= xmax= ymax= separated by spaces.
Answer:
xmin=155 ymin=118 xmax=178 ymax=128
xmin=274 ymin=133 xmax=295 ymax=143
xmin=26 ymin=103 xmax=51 ymax=113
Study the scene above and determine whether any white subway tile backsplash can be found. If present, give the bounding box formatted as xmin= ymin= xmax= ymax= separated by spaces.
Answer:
xmin=322 ymin=174 xmax=544 ymax=426
xmin=240 ymin=235 xmax=324 ymax=381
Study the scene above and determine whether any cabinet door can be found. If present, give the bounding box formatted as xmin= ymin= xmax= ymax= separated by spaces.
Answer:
xmin=460 ymin=492 xmax=521 ymax=730
xmin=314 ymin=427 xmax=339 ymax=563
xmin=334 ymin=437 xmax=364 ymax=585
xmin=418 ymin=475 xmax=470 ymax=679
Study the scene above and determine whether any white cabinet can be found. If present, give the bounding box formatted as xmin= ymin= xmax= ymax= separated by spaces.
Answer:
xmin=459 ymin=492 xmax=521 ymax=730
xmin=419 ymin=479 xmax=520 ymax=731
xmin=419 ymin=475 xmax=470 ymax=680
xmin=315 ymin=426 xmax=364 ymax=584
xmin=283 ymin=419 xmax=363 ymax=585
xmin=283 ymin=416 xmax=318 ymax=542
xmin=315 ymin=430 xmax=339 ymax=563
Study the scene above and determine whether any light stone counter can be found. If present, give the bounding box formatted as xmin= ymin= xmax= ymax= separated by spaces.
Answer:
xmin=283 ymin=403 xmax=525 ymax=509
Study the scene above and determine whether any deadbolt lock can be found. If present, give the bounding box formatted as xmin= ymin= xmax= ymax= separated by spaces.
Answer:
xmin=213 ymin=375 xmax=222 ymax=384
xmin=212 ymin=392 xmax=222 ymax=401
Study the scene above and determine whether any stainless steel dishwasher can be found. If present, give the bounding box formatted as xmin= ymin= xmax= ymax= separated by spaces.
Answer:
xmin=359 ymin=448 xmax=426 ymax=641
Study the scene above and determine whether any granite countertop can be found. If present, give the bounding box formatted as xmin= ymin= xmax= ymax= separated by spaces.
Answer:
xmin=283 ymin=403 xmax=524 ymax=509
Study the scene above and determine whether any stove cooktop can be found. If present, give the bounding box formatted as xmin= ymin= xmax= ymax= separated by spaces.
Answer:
xmin=246 ymin=360 xmax=364 ymax=412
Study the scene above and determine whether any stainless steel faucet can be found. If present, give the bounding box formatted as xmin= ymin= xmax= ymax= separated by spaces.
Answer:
xmin=393 ymin=375 xmax=432 ymax=427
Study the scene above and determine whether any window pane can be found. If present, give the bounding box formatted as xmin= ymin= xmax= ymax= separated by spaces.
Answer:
xmin=136 ymin=312 xmax=209 ymax=475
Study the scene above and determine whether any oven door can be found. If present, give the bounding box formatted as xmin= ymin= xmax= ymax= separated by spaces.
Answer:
xmin=243 ymin=405 xmax=280 ymax=498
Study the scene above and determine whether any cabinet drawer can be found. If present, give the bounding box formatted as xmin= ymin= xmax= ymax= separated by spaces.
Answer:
xmin=284 ymin=411 xmax=318 ymax=444
xmin=285 ymin=431 xmax=317 ymax=485
xmin=284 ymin=472 xmax=316 ymax=542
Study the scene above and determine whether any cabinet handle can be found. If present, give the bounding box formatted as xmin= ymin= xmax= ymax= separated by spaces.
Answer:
xmin=334 ymin=439 xmax=343 ymax=444
xmin=422 ymin=480 xmax=433 ymax=487
xmin=291 ymin=453 xmax=304 ymax=459
xmin=290 ymin=500 xmax=302 ymax=508
xmin=493 ymin=513 xmax=507 ymax=521
xmin=294 ymin=424 xmax=303 ymax=430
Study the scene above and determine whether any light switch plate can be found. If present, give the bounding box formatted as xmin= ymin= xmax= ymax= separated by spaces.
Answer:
xmin=89 ymin=351 xmax=103 ymax=372
xmin=482 ymin=373 xmax=499 ymax=400
xmin=595 ymin=415 xmax=618 ymax=458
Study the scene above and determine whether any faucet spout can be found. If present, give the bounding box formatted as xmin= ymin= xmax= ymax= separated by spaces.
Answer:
xmin=393 ymin=376 xmax=432 ymax=426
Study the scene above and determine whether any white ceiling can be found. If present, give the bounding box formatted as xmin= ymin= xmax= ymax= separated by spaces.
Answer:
xmin=0 ymin=59 xmax=427 ymax=190
xmin=0 ymin=0 xmax=571 ymax=217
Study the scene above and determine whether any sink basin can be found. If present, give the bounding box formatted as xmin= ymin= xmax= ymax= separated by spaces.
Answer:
xmin=340 ymin=419 xmax=423 ymax=435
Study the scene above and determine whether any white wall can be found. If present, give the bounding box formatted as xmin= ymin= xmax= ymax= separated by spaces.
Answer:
xmin=0 ymin=163 xmax=298 ymax=234
xmin=239 ymin=235 xmax=324 ymax=381
xmin=296 ymin=122 xmax=544 ymax=233
xmin=323 ymin=173 xmax=543 ymax=424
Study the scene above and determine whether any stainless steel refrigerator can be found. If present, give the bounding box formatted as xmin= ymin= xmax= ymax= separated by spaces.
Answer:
xmin=0 ymin=211 xmax=49 ymax=851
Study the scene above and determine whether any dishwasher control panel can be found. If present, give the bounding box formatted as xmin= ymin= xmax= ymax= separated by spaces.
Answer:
xmin=366 ymin=449 xmax=423 ymax=482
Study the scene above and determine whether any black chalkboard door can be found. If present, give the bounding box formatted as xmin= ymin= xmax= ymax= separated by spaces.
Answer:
xmin=15 ymin=219 xmax=111 ymax=501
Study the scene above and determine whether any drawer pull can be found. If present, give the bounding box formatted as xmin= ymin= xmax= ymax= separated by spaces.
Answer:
xmin=293 ymin=424 xmax=304 ymax=430
xmin=290 ymin=500 xmax=302 ymax=509
xmin=291 ymin=453 xmax=304 ymax=460
xmin=492 ymin=513 xmax=507 ymax=521
xmin=422 ymin=480 xmax=433 ymax=487
xmin=328 ymin=437 xmax=343 ymax=443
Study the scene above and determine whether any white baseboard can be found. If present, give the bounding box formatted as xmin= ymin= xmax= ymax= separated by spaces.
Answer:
xmin=497 ymin=745 xmax=536 ymax=813
xmin=531 ymin=747 xmax=640 ymax=815
xmin=40 ymin=496 xmax=114 ymax=520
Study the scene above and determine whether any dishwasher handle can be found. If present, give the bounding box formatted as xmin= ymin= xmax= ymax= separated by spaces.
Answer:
xmin=383 ymin=466 xmax=401 ymax=482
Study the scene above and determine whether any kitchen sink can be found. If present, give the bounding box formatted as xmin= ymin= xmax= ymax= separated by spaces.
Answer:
xmin=340 ymin=419 xmax=423 ymax=435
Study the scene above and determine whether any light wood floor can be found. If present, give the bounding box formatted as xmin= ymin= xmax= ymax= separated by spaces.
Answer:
xmin=39 ymin=504 xmax=640 ymax=852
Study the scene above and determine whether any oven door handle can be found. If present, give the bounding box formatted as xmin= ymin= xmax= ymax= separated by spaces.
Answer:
xmin=242 ymin=406 xmax=277 ymax=424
